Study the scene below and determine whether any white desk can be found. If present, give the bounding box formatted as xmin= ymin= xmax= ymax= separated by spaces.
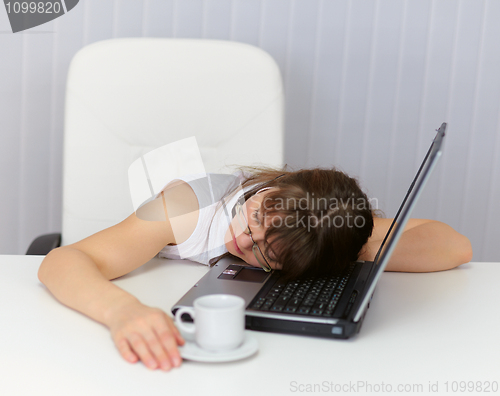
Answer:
xmin=1 ymin=255 xmax=499 ymax=396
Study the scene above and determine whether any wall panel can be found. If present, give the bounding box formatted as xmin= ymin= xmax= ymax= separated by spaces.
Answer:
xmin=0 ymin=0 xmax=498 ymax=261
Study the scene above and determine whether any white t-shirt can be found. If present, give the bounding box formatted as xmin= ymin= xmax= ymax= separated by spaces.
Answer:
xmin=157 ymin=173 xmax=250 ymax=265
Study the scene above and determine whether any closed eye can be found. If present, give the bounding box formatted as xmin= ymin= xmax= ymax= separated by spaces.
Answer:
xmin=266 ymin=252 xmax=277 ymax=263
xmin=252 ymin=208 xmax=261 ymax=226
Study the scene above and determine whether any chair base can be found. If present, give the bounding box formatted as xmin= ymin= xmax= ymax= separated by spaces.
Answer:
xmin=26 ymin=233 xmax=61 ymax=255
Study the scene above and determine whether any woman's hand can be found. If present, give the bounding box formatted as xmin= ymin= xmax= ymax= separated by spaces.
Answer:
xmin=106 ymin=301 xmax=185 ymax=371
xmin=38 ymin=214 xmax=190 ymax=372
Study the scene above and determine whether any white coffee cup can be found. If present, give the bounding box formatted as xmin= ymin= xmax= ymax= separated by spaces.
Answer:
xmin=175 ymin=294 xmax=245 ymax=352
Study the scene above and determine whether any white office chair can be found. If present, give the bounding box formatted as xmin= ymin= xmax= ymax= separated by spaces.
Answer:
xmin=27 ymin=38 xmax=284 ymax=253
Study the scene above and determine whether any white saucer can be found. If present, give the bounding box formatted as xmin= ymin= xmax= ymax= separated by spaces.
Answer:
xmin=179 ymin=332 xmax=258 ymax=363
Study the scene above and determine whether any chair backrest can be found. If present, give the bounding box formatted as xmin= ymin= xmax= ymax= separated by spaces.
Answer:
xmin=62 ymin=38 xmax=284 ymax=246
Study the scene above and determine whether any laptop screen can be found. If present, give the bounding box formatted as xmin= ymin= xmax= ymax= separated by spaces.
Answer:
xmin=353 ymin=123 xmax=446 ymax=322
xmin=373 ymin=124 xmax=446 ymax=266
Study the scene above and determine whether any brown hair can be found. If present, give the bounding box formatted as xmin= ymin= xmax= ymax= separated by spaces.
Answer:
xmin=213 ymin=165 xmax=374 ymax=280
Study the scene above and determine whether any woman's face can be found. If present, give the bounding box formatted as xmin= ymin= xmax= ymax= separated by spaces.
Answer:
xmin=224 ymin=188 xmax=282 ymax=270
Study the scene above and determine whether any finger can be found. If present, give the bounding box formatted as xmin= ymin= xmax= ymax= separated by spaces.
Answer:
xmin=115 ymin=337 xmax=139 ymax=364
xmin=143 ymin=330 xmax=173 ymax=371
xmin=166 ymin=315 xmax=185 ymax=345
xmin=153 ymin=318 xmax=183 ymax=368
xmin=128 ymin=332 xmax=158 ymax=370
xmin=156 ymin=328 xmax=183 ymax=368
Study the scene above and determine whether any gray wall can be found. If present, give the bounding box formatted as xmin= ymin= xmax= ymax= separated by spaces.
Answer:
xmin=1 ymin=0 xmax=499 ymax=261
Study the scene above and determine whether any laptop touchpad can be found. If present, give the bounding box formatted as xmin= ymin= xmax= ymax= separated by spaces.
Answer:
xmin=218 ymin=265 xmax=269 ymax=283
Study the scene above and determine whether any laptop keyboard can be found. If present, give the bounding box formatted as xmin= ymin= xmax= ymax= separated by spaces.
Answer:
xmin=250 ymin=262 xmax=356 ymax=317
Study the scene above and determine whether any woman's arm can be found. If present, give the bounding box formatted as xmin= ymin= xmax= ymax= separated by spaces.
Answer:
xmin=38 ymin=182 xmax=199 ymax=370
xmin=359 ymin=218 xmax=473 ymax=272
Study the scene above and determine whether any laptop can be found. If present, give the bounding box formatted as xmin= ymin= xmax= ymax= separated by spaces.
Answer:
xmin=172 ymin=123 xmax=447 ymax=339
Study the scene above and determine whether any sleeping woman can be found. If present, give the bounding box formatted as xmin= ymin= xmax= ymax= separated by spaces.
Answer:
xmin=38 ymin=166 xmax=472 ymax=371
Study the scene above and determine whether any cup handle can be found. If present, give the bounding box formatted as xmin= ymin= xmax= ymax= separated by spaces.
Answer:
xmin=174 ymin=307 xmax=196 ymax=335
